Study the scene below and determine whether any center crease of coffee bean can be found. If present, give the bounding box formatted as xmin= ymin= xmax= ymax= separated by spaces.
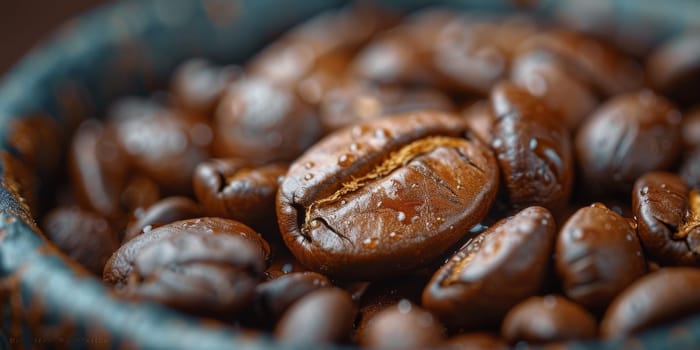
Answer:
xmin=301 ymin=136 xmax=468 ymax=236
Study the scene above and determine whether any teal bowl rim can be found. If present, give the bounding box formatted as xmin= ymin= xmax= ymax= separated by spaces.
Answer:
xmin=0 ymin=0 xmax=700 ymax=348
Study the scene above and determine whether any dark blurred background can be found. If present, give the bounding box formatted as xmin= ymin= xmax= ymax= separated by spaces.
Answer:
xmin=0 ymin=0 xmax=108 ymax=75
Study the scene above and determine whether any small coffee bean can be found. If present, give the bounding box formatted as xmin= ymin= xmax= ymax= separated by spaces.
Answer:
xmin=601 ymin=267 xmax=700 ymax=337
xmin=358 ymin=302 xmax=446 ymax=349
xmin=43 ymin=206 xmax=118 ymax=275
xmin=556 ymin=203 xmax=647 ymax=313
xmin=501 ymin=295 xmax=598 ymax=344
xmin=274 ymin=288 xmax=356 ymax=344
xmin=490 ymin=82 xmax=574 ymax=212
xmin=576 ymin=91 xmax=682 ymax=194
xmin=633 ymin=172 xmax=700 ymax=266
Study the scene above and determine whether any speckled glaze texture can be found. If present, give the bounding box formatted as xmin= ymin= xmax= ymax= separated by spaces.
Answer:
xmin=1 ymin=0 xmax=700 ymax=349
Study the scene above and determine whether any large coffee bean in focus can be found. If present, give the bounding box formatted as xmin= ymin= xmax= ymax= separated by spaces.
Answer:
xmin=277 ymin=111 xmax=499 ymax=279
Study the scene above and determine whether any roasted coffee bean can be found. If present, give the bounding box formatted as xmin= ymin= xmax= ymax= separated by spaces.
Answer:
xmin=320 ymin=83 xmax=453 ymax=132
xmin=431 ymin=15 xmax=538 ymax=95
xmin=249 ymin=3 xmax=395 ymax=88
xmin=633 ymin=172 xmax=700 ymax=266
xmin=251 ymin=272 xmax=331 ymax=326
xmin=126 ymin=231 xmax=267 ymax=316
xmin=647 ymin=33 xmax=700 ymax=106
xmin=423 ymin=206 xmax=556 ymax=329
xmin=511 ymin=50 xmax=598 ymax=131
xmin=69 ymin=119 xmax=129 ymax=220
xmin=355 ymin=275 xmax=429 ymax=338
xmin=277 ymin=111 xmax=499 ymax=279
xmin=556 ymin=203 xmax=646 ymax=313
xmin=576 ymin=91 xmax=682 ymax=194
xmin=519 ymin=29 xmax=644 ymax=96
xmin=212 ymin=77 xmax=321 ymax=163
xmin=123 ymin=196 xmax=202 ymax=243
xmin=502 ymin=295 xmax=597 ymax=344
xmin=490 ymin=82 xmax=573 ymax=211
xmin=193 ymin=158 xmax=287 ymax=229
xmin=170 ymin=58 xmax=241 ymax=118
xmin=461 ymin=100 xmax=494 ymax=144
xmin=358 ymin=302 xmax=445 ymax=349
xmin=109 ymin=98 xmax=210 ymax=194
xmin=601 ymin=267 xmax=700 ymax=337
xmin=445 ymin=333 xmax=508 ymax=350
xmin=274 ymin=288 xmax=356 ymax=344
xmin=353 ymin=9 xmax=456 ymax=87
xmin=43 ymin=206 xmax=118 ymax=275
xmin=104 ymin=217 xmax=270 ymax=287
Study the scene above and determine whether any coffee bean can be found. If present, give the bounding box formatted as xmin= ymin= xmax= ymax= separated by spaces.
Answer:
xmin=633 ymin=172 xmax=700 ymax=266
xmin=511 ymin=50 xmax=598 ymax=131
xmin=170 ymin=58 xmax=241 ymax=118
xmin=358 ymin=302 xmax=445 ymax=349
xmin=432 ymin=15 xmax=538 ymax=95
xmin=576 ymin=91 xmax=682 ymax=194
xmin=353 ymin=9 xmax=456 ymax=87
xmin=127 ymin=231 xmax=267 ymax=316
xmin=251 ymin=272 xmax=331 ymax=325
xmin=249 ymin=3 xmax=396 ymax=88
xmin=601 ymin=268 xmax=700 ymax=337
xmin=491 ymin=82 xmax=574 ymax=212
xmin=212 ymin=77 xmax=321 ymax=163
xmin=556 ymin=203 xmax=647 ymax=313
xmin=274 ymin=288 xmax=356 ymax=344
xmin=104 ymin=217 xmax=270 ymax=287
xmin=109 ymin=98 xmax=209 ymax=194
xmin=423 ymin=206 xmax=556 ymax=329
xmin=502 ymin=295 xmax=597 ymax=344
xmin=123 ymin=196 xmax=202 ymax=243
xmin=69 ymin=119 xmax=129 ymax=220
xmin=519 ymin=29 xmax=644 ymax=96
xmin=647 ymin=33 xmax=700 ymax=106
xmin=43 ymin=206 xmax=118 ymax=275
xmin=355 ymin=275 xmax=429 ymax=338
xmin=193 ymin=158 xmax=287 ymax=230
xmin=277 ymin=111 xmax=499 ymax=279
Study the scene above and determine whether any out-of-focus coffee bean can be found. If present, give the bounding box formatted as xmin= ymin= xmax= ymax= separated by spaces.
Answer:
xmin=501 ymin=295 xmax=598 ymax=344
xmin=601 ymin=268 xmax=700 ymax=337
xmin=576 ymin=91 xmax=682 ymax=194
xmin=358 ymin=302 xmax=445 ymax=349
xmin=43 ymin=206 xmax=118 ymax=275
xmin=274 ymin=288 xmax=356 ymax=345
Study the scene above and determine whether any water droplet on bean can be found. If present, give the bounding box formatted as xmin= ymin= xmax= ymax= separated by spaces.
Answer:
xmin=304 ymin=173 xmax=314 ymax=181
xmin=337 ymin=153 xmax=355 ymax=167
xmin=397 ymin=299 xmax=412 ymax=314
xmin=303 ymin=161 xmax=314 ymax=169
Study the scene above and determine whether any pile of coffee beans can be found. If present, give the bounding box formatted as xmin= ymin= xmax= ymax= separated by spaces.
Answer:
xmin=13 ymin=3 xmax=700 ymax=348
